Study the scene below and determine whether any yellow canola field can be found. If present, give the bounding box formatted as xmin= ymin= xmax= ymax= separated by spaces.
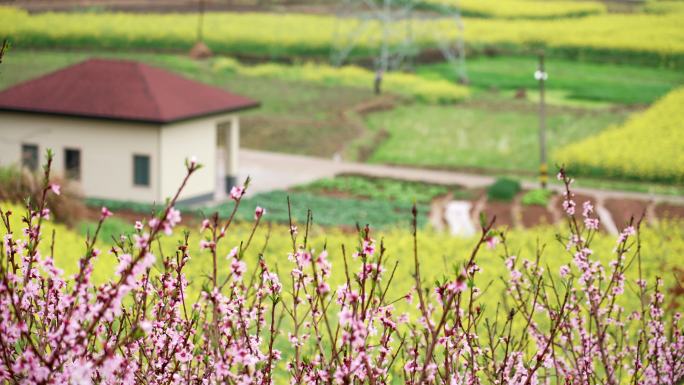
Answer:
xmin=425 ymin=0 xmax=607 ymax=18
xmin=554 ymin=86 xmax=684 ymax=183
xmin=2 ymin=200 xmax=682 ymax=315
xmin=1 ymin=7 xmax=684 ymax=67
xmin=213 ymin=58 xmax=469 ymax=103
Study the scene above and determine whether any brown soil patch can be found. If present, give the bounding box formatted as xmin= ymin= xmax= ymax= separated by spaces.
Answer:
xmin=352 ymin=96 xmax=397 ymax=115
xmin=341 ymin=96 xmax=397 ymax=161
xmin=469 ymin=188 xmax=487 ymax=202
xmin=666 ymin=266 xmax=684 ymax=311
xmin=655 ymin=203 xmax=684 ymax=220
xmin=189 ymin=41 xmax=213 ymax=59
xmin=481 ymin=200 xmax=514 ymax=228
xmin=604 ymin=198 xmax=648 ymax=228
xmin=520 ymin=204 xmax=554 ymax=228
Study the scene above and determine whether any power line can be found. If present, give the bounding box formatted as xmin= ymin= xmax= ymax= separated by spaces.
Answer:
xmin=331 ymin=0 xmax=468 ymax=87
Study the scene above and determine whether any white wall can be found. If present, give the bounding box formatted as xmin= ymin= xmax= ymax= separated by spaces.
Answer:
xmin=160 ymin=113 xmax=235 ymax=203
xmin=216 ymin=115 xmax=240 ymax=199
xmin=225 ymin=115 xmax=240 ymax=178
xmin=0 ymin=112 xmax=162 ymax=203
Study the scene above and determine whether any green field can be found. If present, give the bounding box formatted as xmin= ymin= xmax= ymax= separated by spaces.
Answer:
xmin=418 ymin=55 xmax=684 ymax=105
xmin=210 ymin=190 xmax=431 ymax=229
xmin=364 ymin=98 xmax=631 ymax=173
xmin=293 ymin=175 xmax=470 ymax=204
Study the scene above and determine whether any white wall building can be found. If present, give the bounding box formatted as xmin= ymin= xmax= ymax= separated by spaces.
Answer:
xmin=0 ymin=58 xmax=259 ymax=204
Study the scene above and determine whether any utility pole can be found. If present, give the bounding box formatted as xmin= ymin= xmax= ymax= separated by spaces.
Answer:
xmin=454 ymin=0 xmax=468 ymax=84
xmin=405 ymin=5 xmax=414 ymax=72
xmin=377 ymin=0 xmax=390 ymax=93
xmin=197 ymin=0 xmax=205 ymax=43
xmin=536 ymin=52 xmax=548 ymax=189
xmin=0 ymin=40 xmax=7 ymax=65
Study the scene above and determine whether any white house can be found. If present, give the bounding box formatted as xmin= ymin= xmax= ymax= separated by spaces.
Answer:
xmin=0 ymin=58 xmax=259 ymax=204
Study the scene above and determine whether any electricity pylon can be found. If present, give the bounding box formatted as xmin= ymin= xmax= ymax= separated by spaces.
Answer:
xmin=331 ymin=0 xmax=468 ymax=84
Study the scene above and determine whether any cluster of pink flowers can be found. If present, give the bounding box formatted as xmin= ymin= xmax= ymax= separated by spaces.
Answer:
xmin=0 ymin=157 xmax=682 ymax=385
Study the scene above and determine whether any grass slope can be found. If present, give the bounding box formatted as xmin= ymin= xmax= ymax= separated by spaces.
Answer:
xmin=365 ymin=97 xmax=631 ymax=173
xmin=417 ymin=56 xmax=684 ymax=105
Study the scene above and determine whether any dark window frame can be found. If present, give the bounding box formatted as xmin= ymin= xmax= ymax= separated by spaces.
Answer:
xmin=21 ymin=143 xmax=39 ymax=172
xmin=133 ymin=154 xmax=151 ymax=187
xmin=64 ymin=148 xmax=81 ymax=181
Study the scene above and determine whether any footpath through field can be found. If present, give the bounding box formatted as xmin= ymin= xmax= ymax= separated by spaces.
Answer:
xmin=238 ymin=149 xmax=684 ymax=205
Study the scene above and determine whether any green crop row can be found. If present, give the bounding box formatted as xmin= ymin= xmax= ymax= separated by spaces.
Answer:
xmin=88 ymin=189 xmax=429 ymax=229
xmin=206 ymin=190 xmax=430 ymax=230
xmin=293 ymin=175 xmax=461 ymax=204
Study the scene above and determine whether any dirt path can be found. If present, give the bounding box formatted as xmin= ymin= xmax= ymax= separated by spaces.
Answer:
xmin=339 ymin=95 xmax=397 ymax=161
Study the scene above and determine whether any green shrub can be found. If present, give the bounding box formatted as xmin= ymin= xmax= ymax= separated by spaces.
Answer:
xmin=487 ymin=177 xmax=521 ymax=201
xmin=521 ymin=188 xmax=553 ymax=206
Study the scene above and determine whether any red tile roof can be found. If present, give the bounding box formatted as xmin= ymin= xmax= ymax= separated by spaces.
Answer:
xmin=0 ymin=58 xmax=259 ymax=123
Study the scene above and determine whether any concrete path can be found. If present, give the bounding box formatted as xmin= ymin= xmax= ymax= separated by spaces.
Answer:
xmin=237 ymin=149 xmax=684 ymax=204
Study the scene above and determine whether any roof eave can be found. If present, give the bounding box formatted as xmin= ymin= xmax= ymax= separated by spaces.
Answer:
xmin=0 ymin=102 xmax=261 ymax=125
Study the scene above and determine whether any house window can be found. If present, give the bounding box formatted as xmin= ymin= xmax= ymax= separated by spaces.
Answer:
xmin=133 ymin=155 xmax=150 ymax=187
xmin=21 ymin=144 xmax=39 ymax=172
xmin=64 ymin=148 xmax=81 ymax=181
